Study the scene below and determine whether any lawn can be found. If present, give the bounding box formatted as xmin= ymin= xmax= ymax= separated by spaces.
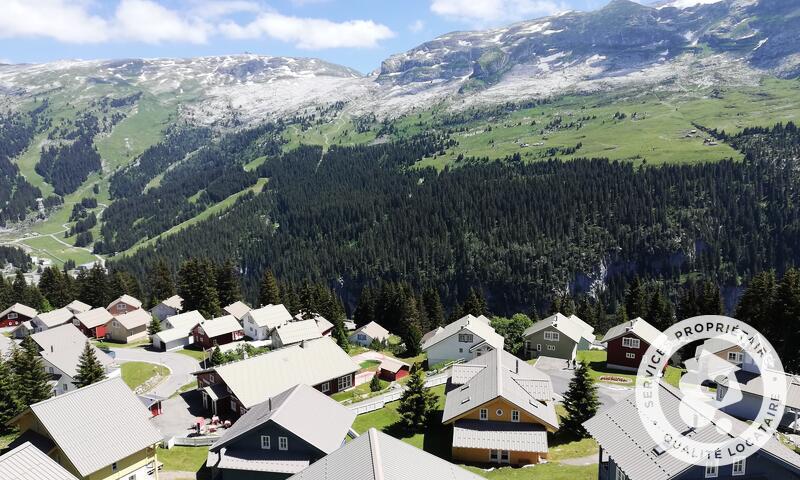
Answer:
xmin=171 ymin=381 xmax=199 ymax=399
xmin=466 ymin=463 xmax=596 ymax=479
xmin=576 ymin=350 xmax=684 ymax=387
xmin=359 ymin=360 xmax=381 ymax=370
xmin=157 ymin=446 xmax=208 ymax=473
xmin=331 ymin=379 xmax=390 ymax=403
xmin=93 ymin=338 xmax=150 ymax=350
xmin=176 ymin=347 xmax=208 ymax=362
xmin=121 ymin=361 xmax=169 ymax=391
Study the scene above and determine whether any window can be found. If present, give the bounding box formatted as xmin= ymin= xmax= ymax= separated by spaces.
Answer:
xmin=128 ymin=475 xmax=135 ymax=480
xmin=261 ymin=435 xmax=271 ymax=449
xmin=732 ymin=458 xmax=746 ymax=476
xmin=230 ymin=399 xmax=237 ymax=411
xmin=479 ymin=409 xmax=488 ymax=420
xmin=458 ymin=333 xmax=474 ymax=343
xmin=7 ymin=312 xmax=17 ymax=320
xmin=728 ymin=352 xmax=743 ymax=363
xmin=511 ymin=410 xmax=520 ymax=422
xmin=495 ymin=409 xmax=504 ymax=417
xmin=622 ymin=337 xmax=640 ymax=349
xmin=536 ymin=344 xmax=542 ymax=351
xmin=543 ymin=331 xmax=559 ymax=342
xmin=111 ymin=462 xmax=118 ymax=472
xmin=337 ymin=375 xmax=353 ymax=391
xmin=705 ymin=462 xmax=718 ymax=478
xmin=547 ymin=345 xmax=556 ymax=351
xmin=117 ymin=303 xmax=127 ymax=313
xmin=358 ymin=334 xmax=367 ymax=341
xmin=500 ymin=450 xmax=509 ymax=463
xmin=490 ymin=450 xmax=499 ymax=462
xmin=615 ymin=466 xmax=628 ymax=480
xmin=48 ymin=367 xmax=54 ymax=374
xmin=278 ymin=436 xmax=288 ymax=450
xmin=626 ymin=353 xmax=636 ymax=359
xmin=320 ymin=381 xmax=330 ymax=393
xmin=459 ymin=348 xmax=463 ymax=353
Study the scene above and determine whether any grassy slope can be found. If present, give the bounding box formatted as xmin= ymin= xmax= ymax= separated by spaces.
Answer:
xmin=120 ymin=361 xmax=168 ymax=390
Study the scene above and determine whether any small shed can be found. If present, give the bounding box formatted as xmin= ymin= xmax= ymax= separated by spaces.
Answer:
xmin=138 ymin=393 xmax=167 ymax=417
xmin=378 ymin=357 xmax=411 ymax=382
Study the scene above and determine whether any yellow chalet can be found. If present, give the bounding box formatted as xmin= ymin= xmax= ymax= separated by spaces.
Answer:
xmin=442 ymin=349 xmax=559 ymax=466
xmin=10 ymin=377 xmax=163 ymax=480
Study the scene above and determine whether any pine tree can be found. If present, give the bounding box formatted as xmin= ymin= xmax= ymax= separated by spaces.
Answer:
xmin=148 ymin=258 xmax=175 ymax=307
xmin=258 ymin=269 xmax=281 ymax=307
xmin=10 ymin=344 xmax=51 ymax=407
xmin=561 ymin=361 xmax=599 ymax=438
xmin=370 ymin=373 xmax=382 ymax=392
xmin=38 ymin=266 xmax=72 ymax=308
xmin=398 ymin=296 xmax=422 ymax=356
xmin=78 ymin=264 xmax=110 ymax=308
xmin=211 ymin=346 xmax=225 ymax=366
xmin=73 ymin=342 xmax=106 ymax=388
xmin=397 ymin=369 xmax=438 ymax=431
xmin=736 ymin=270 xmax=777 ymax=331
xmin=625 ymin=276 xmax=648 ymax=320
xmin=0 ymin=278 xmax=11 ymax=312
xmin=0 ymin=358 xmax=20 ymax=432
xmin=700 ymin=281 xmax=724 ymax=315
xmin=615 ymin=303 xmax=628 ymax=324
xmin=178 ymin=258 xmax=220 ymax=318
xmin=109 ymin=271 xmax=142 ymax=302
xmin=353 ymin=285 xmax=376 ymax=327
xmin=576 ymin=297 xmax=596 ymax=327
xmin=333 ymin=318 xmax=350 ymax=353
xmin=216 ymin=260 xmax=242 ymax=308
xmin=771 ymin=268 xmax=800 ymax=372
xmin=422 ymin=287 xmax=445 ymax=329
xmin=11 ymin=271 xmax=28 ymax=305
xmin=462 ymin=287 xmax=488 ymax=317
xmin=648 ymin=288 xmax=673 ymax=331
xmin=147 ymin=317 xmax=162 ymax=336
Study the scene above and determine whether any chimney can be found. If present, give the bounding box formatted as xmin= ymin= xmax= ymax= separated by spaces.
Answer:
xmin=515 ymin=359 xmax=519 ymax=374
xmin=268 ymin=397 xmax=272 ymax=411
xmin=50 ymin=345 xmax=54 ymax=353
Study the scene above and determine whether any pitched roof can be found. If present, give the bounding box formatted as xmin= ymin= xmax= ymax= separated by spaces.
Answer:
xmin=443 ymin=349 xmax=558 ymax=429
xmin=351 ymin=321 xmax=390 ymax=341
xmin=523 ymin=312 xmax=595 ymax=344
xmin=224 ymin=301 xmax=252 ymax=320
xmin=0 ymin=303 xmax=37 ymax=319
xmin=211 ymin=384 xmax=355 ymax=454
xmin=583 ymin=381 xmax=800 ymax=480
xmin=313 ymin=315 xmax=334 ymax=334
xmin=31 ymin=324 xmax=114 ymax=378
xmin=421 ymin=315 xmax=504 ymax=351
xmin=113 ymin=308 xmax=151 ymax=330
xmin=245 ymin=304 xmax=293 ymax=329
xmin=164 ymin=310 xmax=205 ymax=330
xmin=204 ymin=337 xmax=359 ymax=409
xmin=379 ymin=357 xmax=409 ymax=374
xmin=720 ymin=369 xmax=800 ymax=411
xmin=452 ymin=420 xmax=549 ymax=453
xmin=198 ymin=315 xmax=242 ymax=338
xmin=27 ymin=377 xmax=162 ymax=477
xmin=107 ymin=294 xmax=142 ymax=310
xmin=275 ymin=319 xmax=323 ymax=345
xmin=65 ymin=300 xmax=91 ymax=314
xmin=74 ymin=307 xmax=113 ymax=329
xmin=154 ymin=327 xmax=193 ymax=343
xmin=600 ymin=317 xmax=662 ymax=345
xmin=33 ymin=308 xmax=74 ymax=329
xmin=287 ymin=428 xmax=484 ymax=480
xmin=158 ymin=295 xmax=183 ymax=310
xmin=420 ymin=326 xmax=443 ymax=345
xmin=0 ymin=441 xmax=79 ymax=480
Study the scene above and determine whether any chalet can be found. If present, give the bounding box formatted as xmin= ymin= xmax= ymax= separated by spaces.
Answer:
xmin=106 ymin=294 xmax=142 ymax=316
xmin=287 ymin=428 xmax=484 ymax=480
xmin=193 ymin=315 xmax=244 ymax=349
xmin=0 ymin=441 xmax=79 ymax=480
xmin=600 ymin=317 xmax=662 ymax=371
xmin=11 ymin=320 xmax=33 ymax=339
xmin=272 ymin=319 xmax=323 ymax=348
xmin=378 ymin=357 xmax=410 ymax=381
xmin=522 ymin=313 xmax=596 ymax=360
xmin=11 ymin=377 xmax=163 ymax=480
xmin=422 ymin=314 xmax=505 ymax=367
xmin=224 ymin=301 xmax=252 ymax=321
xmin=31 ymin=324 xmax=117 ymax=396
xmin=31 ymin=308 xmax=74 ymax=333
xmin=442 ymin=349 xmax=558 ymax=466
xmin=65 ymin=300 xmax=92 ymax=315
xmin=295 ymin=313 xmax=335 ymax=336
xmin=349 ymin=321 xmax=390 ymax=347
xmin=194 ymin=337 xmax=359 ymax=418
xmin=72 ymin=308 xmax=112 ymax=338
xmin=694 ymin=338 xmax=746 ymax=365
xmin=584 ymin=381 xmax=800 ymax=480
xmin=152 ymin=310 xmax=205 ymax=351
xmin=0 ymin=302 xmax=37 ymax=327
xmin=106 ymin=309 xmax=151 ymax=343
xmin=150 ymin=294 xmax=183 ymax=321
xmin=716 ymin=366 xmax=800 ymax=433
xmin=242 ymin=304 xmax=292 ymax=341
xmin=207 ymin=384 xmax=356 ymax=479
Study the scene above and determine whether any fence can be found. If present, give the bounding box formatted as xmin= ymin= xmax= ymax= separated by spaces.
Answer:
xmin=348 ymin=388 xmax=404 ymax=415
xmin=170 ymin=435 xmax=219 ymax=447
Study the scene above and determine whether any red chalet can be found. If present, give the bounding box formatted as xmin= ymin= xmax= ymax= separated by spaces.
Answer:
xmin=0 ymin=303 xmax=37 ymax=328
xmin=192 ymin=315 xmax=244 ymax=349
xmin=378 ymin=357 xmax=411 ymax=382
xmin=600 ymin=317 xmax=662 ymax=372
xmin=72 ymin=307 xmax=113 ymax=338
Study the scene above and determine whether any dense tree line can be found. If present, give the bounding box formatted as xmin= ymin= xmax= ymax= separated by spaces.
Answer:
xmin=0 ymin=246 xmax=32 ymax=270
xmin=35 ymin=112 xmax=102 ymax=196
xmin=0 ymin=271 xmax=49 ymax=312
xmin=0 ymin=107 xmax=46 ymax=226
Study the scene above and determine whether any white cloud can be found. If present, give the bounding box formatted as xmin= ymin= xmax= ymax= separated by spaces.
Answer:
xmin=187 ymin=0 xmax=262 ymax=19
xmin=220 ymin=13 xmax=395 ymax=49
xmin=114 ymin=0 xmax=211 ymax=44
xmin=0 ymin=0 xmax=110 ymax=43
xmin=430 ymin=0 xmax=566 ymax=24
xmin=409 ymin=19 xmax=425 ymax=33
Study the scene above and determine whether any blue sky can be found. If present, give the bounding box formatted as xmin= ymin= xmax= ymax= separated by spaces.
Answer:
xmin=1 ymin=0 xmax=620 ymax=73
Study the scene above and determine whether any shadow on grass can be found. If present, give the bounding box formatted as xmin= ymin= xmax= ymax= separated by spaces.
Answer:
xmin=382 ymin=409 xmax=453 ymax=460
xmin=587 ymin=360 xmax=633 ymax=376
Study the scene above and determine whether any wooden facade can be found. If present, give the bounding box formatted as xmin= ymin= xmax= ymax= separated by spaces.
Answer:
xmin=0 ymin=309 xmax=33 ymax=328
xmin=606 ymin=332 xmax=650 ymax=371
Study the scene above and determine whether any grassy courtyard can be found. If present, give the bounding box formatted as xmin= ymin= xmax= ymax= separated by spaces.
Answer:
xmin=121 ymin=361 xmax=168 ymax=391
xmin=576 ymin=350 xmax=684 ymax=387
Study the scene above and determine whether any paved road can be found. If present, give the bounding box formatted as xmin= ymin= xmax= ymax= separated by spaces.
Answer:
xmin=533 ymin=355 xmax=632 ymax=407
xmin=111 ymin=347 xmax=201 ymax=398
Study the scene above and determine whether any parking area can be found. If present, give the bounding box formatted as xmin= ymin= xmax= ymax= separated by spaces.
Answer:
xmin=151 ymin=390 xmax=208 ymax=439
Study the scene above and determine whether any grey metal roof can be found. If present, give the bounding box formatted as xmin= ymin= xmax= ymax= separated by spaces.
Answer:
xmin=600 ymin=317 xmax=662 ymax=345
xmin=31 ymin=324 xmax=114 ymax=378
xmin=34 ymin=308 xmax=74 ymax=329
xmin=350 ymin=321 xmax=390 ymax=341
xmin=523 ymin=312 xmax=595 ymax=344
xmin=0 ymin=441 xmax=79 ymax=480
xmin=211 ymin=384 xmax=355 ymax=454
xmin=163 ymin=310 xmax=205 ymax=330
xmin=224 ymin=301 xmax=252 ymax=320
xmin=73 ymin=308 xmax=113 ymax=329
xmin=107 ymin=294 xmax=142 ymax=310
xmin=443 ymin=349 xmax=558 ymax=429
xmin=378 ymin=357 xmax=409 ymax=374
xmin=208 ymin=449 xmax=310 ymax=474
xmin=275 ymin=319 xmax=323 ymax=345
xmin=312 ymin=315 xmax=334 ymax=334
xmin=197 ymin=315 xmax=242 ymax=338
xmin=159 ymin=295 xmax=183 ymax=310
xmin=207 ymin=337 xmax=359 ymax=409
xmin=0 ymin=303 xmax=37 ymax=319
xmin=28 ymin=377 xmax=162 ymax=477
xmin=287 ymin=428 xmax=485 ymax=480
xmin=583 ymin=381 xmax=800 ymax=480
xmin=245 ymin=304 xmax=292 ymax=329
xmin=64 ymin=300 xmax=91 ymax=314
xmin=720 ymin=369 xmax=800 ymax=411
xmin=112 ymin=308 xmax=151 ymax=329
xmin=422 ymin=315 xmax=504 ymax=351
xmin=452 ymin=420 xmax=548 ymax=453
